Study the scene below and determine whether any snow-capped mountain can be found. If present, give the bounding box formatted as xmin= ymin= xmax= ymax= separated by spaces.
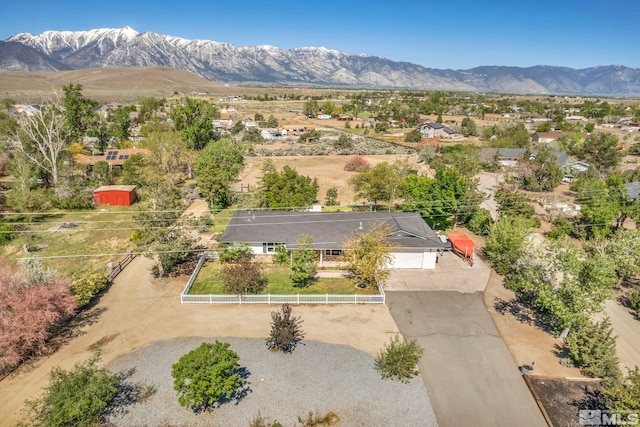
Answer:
xmin=3 ymin=27 xmax=640 ymax=96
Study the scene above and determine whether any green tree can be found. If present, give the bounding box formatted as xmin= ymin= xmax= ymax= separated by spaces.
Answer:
xmin=259 ymin=165 xmax=318 ymax=209
xmin=430 ymin=144 xmax=482 ymax=177
xmin=171 ymin=97 xmax=219 ymax=150
xmin=220 ymin=254 xmax=267 ymax=294
xmin=24 ymin=352 xmax=119 ymax=427
xmin=324 ymin=187 xmax=339 ymax=206
xmin=484 ymin=216 xmax=532 ymax=275
xmin=290 ymin=234 xmax=318 ymax=288
xmin=374 ymin=333 xmax=424 ymax=384
xmin=62 ymin=83 xmax=98 ymax=143
xmin=349 ymin=162 xmax=404 ymax=208
xmin=108 ymin=106 xmax=133 ymax=143
xmin=321 ymin=100 xmax=336 ymax=115
xmin=171 ymin=341 xmax=246 ymax=411
xmin=404 ymin=129 xmax=422 ymax=143
xmin=334 ymin=134 xmax=354 ymax=149
xmin=519 ymin=146 xmax=563 ymax=191
xmin=195 ymin=138 xmax=245 ymax=209
xmin=580 ymin=132 xmax=623 ymax=169
xmin=566 ymin=318 xmax=621 ymax=384
xmin=266 ymin=304 xmax=305 ymax=353
xmin=341 ymin=223 xmax=398 ymax=288
xmin=494 ymin=187 xmax=535 ymax=219
xmin=402 ymin=166 xmax=477 ymax=228
xmin=303 ymin=99 xmax=320 ymax=117
xmin=460 ymin=117 xmax=478 ymax=136
xmin=92 ymin=160 xmax=111 ymax=186
xmin=606 ymin=368 xmax=640 ymax=411
xmin=575 ymin=178 xmax=618 ymax=237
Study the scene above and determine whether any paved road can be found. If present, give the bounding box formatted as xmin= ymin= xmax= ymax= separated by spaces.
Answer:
xmin=604 ymin=299 xmax=640 ymax=371
xmin=386 ymin=291 xmax=547 ymax=427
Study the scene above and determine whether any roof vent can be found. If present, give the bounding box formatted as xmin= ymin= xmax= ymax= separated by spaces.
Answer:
xmin=358 ymin=221 xmax=363 ymax=230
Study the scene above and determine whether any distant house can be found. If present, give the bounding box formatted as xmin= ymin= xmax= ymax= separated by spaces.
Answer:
xmin=532 ymin=131 xmax=564 ymax=144
xmin=219 ymin=211 xmax=450 ymax=269
xmin=93 ymin=185 xmax=137 ymax=206
xmin=480 ymin=148 xmax=569 ymax=168
xmin=317 ymin=114 xmax=332 ymax=120
xmin=74 ymin=148 xmax=150 ymax=169
xmin=417 ymin=121 xmax=457 ymax=139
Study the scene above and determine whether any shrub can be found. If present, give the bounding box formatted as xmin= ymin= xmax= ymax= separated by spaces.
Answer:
xmin=71 ymin=273 xmax=109 ymax=307
xmin=171 ymin=341 xmax=246 ymax=411
xmin=219 ymin=242 xmax=253 ymax=264
xmin=466 ymin=209 xmax=494 ymax=236
xmin=605 ymin=367 xmax=640 ymax=411
xmin=266 ymin=304 xmax=305 ymax=353
xmin=220 ymin=254 xmax=267 ymax=294
xmin=24 ymin=352 xmax=119 ymax=427
xmin=344 ymin=155 xmax=371 ymax=172
xmin=297 ymin=411 xmax=340 ymax=426
xmin=566 ymin=318 xmax=622 ymax=385
xmin=374 ymin=333 xmax=424 ymax=383
xmin=404 ymin=129 xmax=422 ymax=143
xmin=628 ymin=288 xmax=640 ymax=315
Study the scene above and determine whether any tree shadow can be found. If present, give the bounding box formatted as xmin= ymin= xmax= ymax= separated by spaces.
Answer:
xmin=103 ymin=367 xmax=157 ymax=420
xmin=494 ymin=294 xmax=556 ymax=334
xmin=194 ymin=366 xmax=253 ymax=414
xmin=51 ymin=306 xmax=108 ymax=350
xmin=572 ymin=386 xmax=607 ymax=411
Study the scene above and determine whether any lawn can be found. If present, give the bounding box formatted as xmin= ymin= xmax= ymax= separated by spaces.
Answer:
xmin=189 ymin=261 xmax=379 ymax=295
xmin=1 ymin=206 xmax=137 ymax=278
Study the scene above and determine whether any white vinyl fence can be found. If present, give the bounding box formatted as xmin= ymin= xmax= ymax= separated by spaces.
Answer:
xmin=180 ymin=253 xmax=385 ymax=305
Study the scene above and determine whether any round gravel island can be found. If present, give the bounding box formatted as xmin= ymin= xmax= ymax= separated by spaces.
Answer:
xmin=106 ymin=337 xmax=437 ymax=427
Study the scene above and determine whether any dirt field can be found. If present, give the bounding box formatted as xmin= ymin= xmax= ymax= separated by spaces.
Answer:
xmin=0 ymin=256 xmax=399 ymax=427
xmin=236 ymin=154 xmax=425 ymax=206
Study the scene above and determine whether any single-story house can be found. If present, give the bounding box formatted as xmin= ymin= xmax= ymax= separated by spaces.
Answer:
xmin=74 ymin=148 xmax=150 ymax=169
xmin=480 ymin=148 xmax=568 ymax=168
xmin=417 ymin=121 xmax=457 ymax=139
xmin=218 ymin=211 xmax=450 ymax=269
xmin=93 ymin=185 xmax=137 ymax=206
xmin=532 ymin=131 xmax=564 ymax=144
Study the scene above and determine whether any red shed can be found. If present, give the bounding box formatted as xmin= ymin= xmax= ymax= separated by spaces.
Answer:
xmin=93 ymin=185 xmax=137 ymax=207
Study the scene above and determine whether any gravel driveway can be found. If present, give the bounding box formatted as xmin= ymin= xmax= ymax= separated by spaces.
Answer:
xmin=106 ymin=337 xmax=437 ymax=427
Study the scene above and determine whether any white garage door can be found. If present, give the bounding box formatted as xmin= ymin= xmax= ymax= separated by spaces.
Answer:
xmin=389 ymin=252 xmax=425 ymax=269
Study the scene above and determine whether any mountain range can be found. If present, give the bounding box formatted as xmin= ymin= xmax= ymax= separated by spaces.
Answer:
xmin=2 ymin=27 xmax=640 ymax=96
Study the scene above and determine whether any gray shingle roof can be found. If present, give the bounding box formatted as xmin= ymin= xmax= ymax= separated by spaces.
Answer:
xmin=219 ymin=211 xmax=449 ymax=250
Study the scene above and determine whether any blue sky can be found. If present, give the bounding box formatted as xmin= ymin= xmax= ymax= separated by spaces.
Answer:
xmin=1 ymin=0 xmax=638 ymax=70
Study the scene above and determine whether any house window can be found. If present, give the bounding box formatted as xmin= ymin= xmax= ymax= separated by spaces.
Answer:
xmin=324 ymin=250 xmax=342 ymax=256
xmin=263 ymin=243 xmax=281 ymax=253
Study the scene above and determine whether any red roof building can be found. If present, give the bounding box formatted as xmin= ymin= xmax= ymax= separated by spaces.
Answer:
xmin=93 ymin=185 xmax=137 ymax=207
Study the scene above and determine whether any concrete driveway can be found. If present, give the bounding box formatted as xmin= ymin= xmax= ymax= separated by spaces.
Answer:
xmin=386 ymin=291 xmax=547 ymax=427
xmin=385 ymin=251 xmax=491 ymax=293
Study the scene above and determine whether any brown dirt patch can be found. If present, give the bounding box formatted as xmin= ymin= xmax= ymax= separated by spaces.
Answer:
xmin=236 ymin=154 xmax=424 ymax=206
xmin=526 ymin=376 xmax=605 ymax=427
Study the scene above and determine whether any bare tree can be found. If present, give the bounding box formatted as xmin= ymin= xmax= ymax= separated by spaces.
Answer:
xmin=9 ymin=98 xmax=70 ymax=187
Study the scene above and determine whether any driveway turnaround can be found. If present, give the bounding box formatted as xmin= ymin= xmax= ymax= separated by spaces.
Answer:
xmin=386 ymin=288 xmax=547 ymax=426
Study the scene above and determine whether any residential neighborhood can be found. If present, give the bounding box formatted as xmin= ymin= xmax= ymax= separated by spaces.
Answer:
xmin=1 ymin=81 xmax=640 ymax=427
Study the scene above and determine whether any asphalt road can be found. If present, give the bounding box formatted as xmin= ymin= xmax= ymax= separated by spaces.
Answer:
xmin=386 ymin=291 xmax=548 ymax=427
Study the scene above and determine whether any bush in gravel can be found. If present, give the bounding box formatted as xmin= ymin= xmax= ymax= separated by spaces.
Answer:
xmin=374 ymin=333 xmax=424 ymax=383
xmin=171 ymin=341 xmax=246 ymax=411
xmin=266 ymin=304 xmax=305 ymax=353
